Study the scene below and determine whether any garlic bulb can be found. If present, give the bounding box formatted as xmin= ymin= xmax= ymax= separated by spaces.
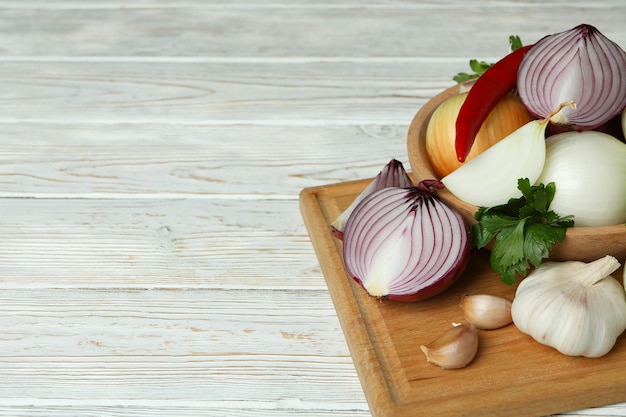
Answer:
xmin=511 ymin=256 xmax=626 ymax=358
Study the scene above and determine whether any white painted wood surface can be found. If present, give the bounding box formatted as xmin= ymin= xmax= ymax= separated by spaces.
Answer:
xmin=0 ymin=1 xmax=624 ymax=416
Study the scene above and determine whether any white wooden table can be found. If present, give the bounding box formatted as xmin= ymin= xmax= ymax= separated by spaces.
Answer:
xmin=1 ymin=1 xmax=625 ymax=416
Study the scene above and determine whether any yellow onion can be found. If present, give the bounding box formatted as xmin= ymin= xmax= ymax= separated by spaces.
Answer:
xmin=425 ymin=92 xmax=533 ymax=178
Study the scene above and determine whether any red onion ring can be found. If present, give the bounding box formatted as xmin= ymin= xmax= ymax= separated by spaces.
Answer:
xmin=518 ymin=24 xmax=626 ymax=128
xmin=342 ymin=181 xmax=470 ymax=302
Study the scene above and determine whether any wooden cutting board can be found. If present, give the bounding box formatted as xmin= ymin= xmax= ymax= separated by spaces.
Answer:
xmin=299 ymin=177 xmax=626 ymax=417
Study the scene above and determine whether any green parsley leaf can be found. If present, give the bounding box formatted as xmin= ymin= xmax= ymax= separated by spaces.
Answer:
xmin=469 ymin=59 xmax=492 ymax=74
xmin=452 ymin=72 xmax=479 ymax=84
xmin=471 ymin=178 xmax=575 ymax=284
xmin=509 ymin=35 xmax=524 ymax=51
xmin=453 ymin=60 xmax=492 ymax=84
xmin=453 ymin=35 xmax=524 ymax=84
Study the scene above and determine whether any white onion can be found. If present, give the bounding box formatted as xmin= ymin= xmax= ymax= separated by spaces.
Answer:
xmin=342 ymin=182 xmax=469 ymax=302
xmin=536 ymin=130 xmax=626 ymax=227
xmin=518 ymin=24 xmax=626 ymax=129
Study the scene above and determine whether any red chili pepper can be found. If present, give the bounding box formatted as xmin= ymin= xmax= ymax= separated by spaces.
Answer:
xmin=455 ymin=44 xmax=533 ymax=162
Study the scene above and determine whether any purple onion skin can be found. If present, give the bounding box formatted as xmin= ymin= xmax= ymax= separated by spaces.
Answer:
xmin=331 ymin=158 xmax=413 ymax=240
xmin=518 ymin=24 xmax=626 ymax=130
xmin=342 ymin=181 xmax=470 ymax=303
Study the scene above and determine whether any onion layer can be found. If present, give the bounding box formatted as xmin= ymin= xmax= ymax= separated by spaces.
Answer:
xmin=342 ymin=181 xmax=470 ymax=302
xmin=441 ymin=116 xmax=548 ymax=207
xmin=518 ymin=24 xmax=626 ymax=129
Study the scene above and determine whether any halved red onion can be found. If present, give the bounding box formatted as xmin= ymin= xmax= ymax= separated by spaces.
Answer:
xmin=518 ymin=24 xmax=626 ymax=129
xmin=342 ymin=180 xmax=470 ymax=302
xmin=331 ymin=158 xmax=413 ymax=239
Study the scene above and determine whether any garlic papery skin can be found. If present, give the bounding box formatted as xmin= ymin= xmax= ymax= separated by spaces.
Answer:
xmin=511 ymin=256 xmax=626 ymax=358
xmin=460 ymin=294 xmax=512 ymax=330
xmin=420 ymin=323 xmax=478 ymax=369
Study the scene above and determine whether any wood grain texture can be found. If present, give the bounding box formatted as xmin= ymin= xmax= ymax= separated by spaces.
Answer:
xmin=0 ymin=1 xmax=625 ymax=416
xmin=0 ymin=198 xmax=325 ymax=288
xmin=0 ymin=123 xmax=411 ymax=196
xmin=0 ymin=61 xmax=454 ymax=123
xmin=0 ymin=4 xmax=623 ymax=58
xmin=0 ymin=288 xmax=368 ymax=413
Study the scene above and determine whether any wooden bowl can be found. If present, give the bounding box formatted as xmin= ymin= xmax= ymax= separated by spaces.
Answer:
xmin=407 ymin=85 xmax=626 ymax=263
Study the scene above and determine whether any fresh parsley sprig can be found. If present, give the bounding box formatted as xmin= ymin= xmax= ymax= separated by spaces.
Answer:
xmin=453 ymin=60 xmax=492 ymax=83
xmin=453 ymin=35 xmax=524 ymax=84
xmin=470 ymin=178 xmax=575 ymax=285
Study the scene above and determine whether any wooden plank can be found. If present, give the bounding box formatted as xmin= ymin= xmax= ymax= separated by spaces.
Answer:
xmin=0 ymin=0 xmax=625 ymax=6
xmin=0 ymin=5 xmax=623 ymax=58
xmin=0 ymin=408 xmax=370 ymax=417
xmin=0 ymin=288 xmax=367 ymax=410
xmin=0 ymin=198 xmax=323 ymax=289
xmin=1 ymin=0 xmax=625 ymax=6
xmin=0 ymin=61 xmax=454 ymax=123
xmin=0 ymin=288 xmax=348 ymax=356
xmin=300 ymin=179 xmax=626 ymax=417
xmin=0 ymin=123 xmax=410 ymax=196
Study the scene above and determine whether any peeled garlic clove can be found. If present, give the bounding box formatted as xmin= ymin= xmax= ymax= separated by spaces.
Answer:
xmin=459 ymin=294 xmax=513 ymax=330
xmin=420 ymin=323 xmax=478 ymax=369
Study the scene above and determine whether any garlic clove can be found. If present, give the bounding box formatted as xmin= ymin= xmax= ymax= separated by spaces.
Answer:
xmin=459 ymin=294 xmax=513 ymax=330
xmin=420 ymin=323 xmax=478 ymax=369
